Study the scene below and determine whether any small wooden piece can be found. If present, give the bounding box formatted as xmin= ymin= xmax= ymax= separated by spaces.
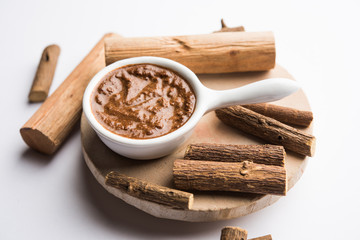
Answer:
xmin=214 ymin=19 xmax=245 ymax=33
xmin=29 ymin=44 xmax=60 ymax=102
xmin=185 ymin=143 xmax=285 ymax=167
xmin=105 ymin=31 xmax=275 ymax=73
xmin=20 ymin=33 xmax=114 ymax=154
xmin=215 ymin=106 xmax=316 ymax=156
xmin=243 ymin=103 xmax=313 ymax=127
xmin=249 ymin=235 xmax=272 ymax=240
xmin=221 ymin=227 xmax=248 ymax=240
xmin=173 ymin=160 xmax=287 ymax=195
xmin=106 ymin=171 xmax=193 ymax=210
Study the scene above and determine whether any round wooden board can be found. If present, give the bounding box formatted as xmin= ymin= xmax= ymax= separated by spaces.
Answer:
xmin=81 ymin=65 xmax=313 ymax=222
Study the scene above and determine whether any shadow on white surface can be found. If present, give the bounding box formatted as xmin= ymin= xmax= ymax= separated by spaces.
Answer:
xmin=77 ymin=154 xmax=242 ymax=239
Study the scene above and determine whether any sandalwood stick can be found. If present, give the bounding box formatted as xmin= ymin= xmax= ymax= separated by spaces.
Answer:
xmin=29 ymin=44 xmax=60 ymax=102
xmin=20 ymin=34 xmax=114 ymax=154
xmin=215 ymin=106 xmax=316 ymax=157
xmin=242 ymin=103 xmax=313 ymax=127
xmin=173 ymin=160 xmax=287 ymax=195
xmin=214 ymin=19 xmax=245 ymax=33
xmin=185 ymin=143 xmax=285 ymax=167
xmin=106 ymin=171 xmax=193 ymax=210
xmin=221 ymin=227 xmax=248 ymax=240
xmin=249 ymin=235 xmax=272 ymax=240
xmin=105 ymin=31 xmax=275 ymax=73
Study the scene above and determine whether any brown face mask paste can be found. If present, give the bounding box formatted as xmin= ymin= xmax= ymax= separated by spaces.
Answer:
xmin=91 ymin=64 xmax=196 ymax=139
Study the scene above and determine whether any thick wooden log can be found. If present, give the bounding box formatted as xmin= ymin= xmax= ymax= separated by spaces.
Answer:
xmin=221 ymin=227 xmax=248 ymax=240
xmin=105 ymin=31 xmax=275 ymax=73
xmin=20 ymin=34 xmax=114 ymax=154
xmin=173 ymin=160 xmax=287 ymax=195
xmin=106 ymin=171 xmax=193 ymax=210
xmin=242 ymin=103 xmax=313 ymax=127
xmin=29 ymin=44 xmax=60 ymax=102
xmin=184 ymin=143 xmax=285 ymax=167
xmin=249 ymin=235 xmax=272 ymax=240
xmin=215 ymin=106 xmax=316 ymax=157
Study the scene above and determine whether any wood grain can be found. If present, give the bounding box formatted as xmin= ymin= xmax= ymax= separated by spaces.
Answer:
xmin=105 ymin=32 xmax=275 ymax=73
xmin=215 ymin=106 xmax=316 ymax=157
xmin=173 ymin=160 xmax=287 ymax=195
xmin=184 ymin=143 xmax=285 ymax=167
xmin=21 ymin=33 xmax=114 ymax=154
xmin=29 ymin=44 xmax=60 ymax=102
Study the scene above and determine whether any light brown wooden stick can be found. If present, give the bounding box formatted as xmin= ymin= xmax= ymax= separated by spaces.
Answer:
xmin=221 ymin=227 xmax=248 ymax=240
xmin=185 ymin=143 xmax=285 ymax=167
xmin=249 ymin=235 xmax=272 ymax=240
xmin=173 ymin=160 xmax=287 ymax=195
xmin=242 ymin=103 xmax=313 ymax=127
xmin=214 ymin=19 xmax=245 ymax=33
xmin=20 ymin=33 xmax=115 ymax=154
xmin=215 ymin=106 xmax=316 ymax=157
xmin=29 ymin=44 xmax=60 ymax=102
xmin=105 ymin=31 xmax=275 ymax=73
xmin=106 ymin=171 xmax=193 ymax=210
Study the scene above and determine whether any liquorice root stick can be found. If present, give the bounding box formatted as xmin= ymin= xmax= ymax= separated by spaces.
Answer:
xmin=106 ymin=171 xmax=194 ymax=210
xmin=221 ymin=227 xmax=248 ymax=240
xmin=214 ymin=19 xmax=245 ymax=33
xmin=185 ymin=143 xmax=285 ymax=167
xmin=29 ymin=44 xmax=60 ymax=102
xmin=249 ymin=235 xmax=272 ymax=240
xmin=242 ymin=103 xmax=313 ymax=127
xmin=215 ymin=106 xmax=316 ymax=157
xmin=173 ymin=160 xmax=287 ymax=195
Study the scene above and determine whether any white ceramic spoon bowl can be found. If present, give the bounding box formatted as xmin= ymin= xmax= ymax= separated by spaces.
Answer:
xmin=83 ymin=57 xmax=299 ymax=160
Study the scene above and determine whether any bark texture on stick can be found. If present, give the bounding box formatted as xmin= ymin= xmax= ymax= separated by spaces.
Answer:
xmin=214 ymin=19 xmax=245 ymax=33
xmin=29 ymin=44 xmax=60 ymax=102
xmin=242 ymin=103 xmax=313 ymax=127
xmin=221 ymin=227 xmax=248 ymax=240
xmin=185 ymin=143 xmax=285 ymax=167
xmin=249 ymin=235 xmax=272 ymax=240
xmin=215 ymin=106 xmax=316 ymax=157
xmin=106 ymin=171 xmax=193 ymax=210
xmin=173 ymin=160 xmax=287 ymax=195
xmin=20 ymin=34 xmax=114 ymax=154
xmin=105 ymin=32 xmax=275 ymax=73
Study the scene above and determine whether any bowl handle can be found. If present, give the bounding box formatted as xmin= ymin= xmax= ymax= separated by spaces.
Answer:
xmin=204 ymin=78 xmax=300 ymax=112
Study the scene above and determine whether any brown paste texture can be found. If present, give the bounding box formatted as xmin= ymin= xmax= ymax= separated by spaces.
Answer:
xmin=91 ymin=64 xmax=196 ymax=139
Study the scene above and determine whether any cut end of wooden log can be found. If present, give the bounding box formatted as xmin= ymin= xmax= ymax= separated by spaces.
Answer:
xmin=221 ymin=226 xmax=248 ymax=240
xmin=28 ymin=91 xmax=48 ymax=102
xmin=20 ymin=127 xmax=56 ymax=155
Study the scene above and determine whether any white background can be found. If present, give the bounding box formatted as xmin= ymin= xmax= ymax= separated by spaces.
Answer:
xmin=1 ymin=0 xmax=359 ymax=239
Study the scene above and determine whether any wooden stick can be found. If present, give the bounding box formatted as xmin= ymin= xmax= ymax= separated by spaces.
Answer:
xmin=221 ymin=227 xmax=248 ymax=240
xmin=185 ymin=143 xmax=285 ymax=167
xmin=29 ymin=44 xmax=60 ymax=102
xmin=173 ymin=160 xmax=287 ymax=195
xmin=184 ymin=143 xmax=286 ymax=167
xmin=20 ymin=33 xmax=114 ymax=154
xmin=106 ymin=171 xmax=193 ymax=210
xmin=249 ymin=235 xmax=272 ymax=240
xmin=215 ymin=106 xmax=316 ymax=157
xmin=105 ymin=31 xmax=275 ymax=73
xmin=214 ymin=19 xmax=245 ymax=33
xmin=242 ymin=103 xmax=313 ymax=127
